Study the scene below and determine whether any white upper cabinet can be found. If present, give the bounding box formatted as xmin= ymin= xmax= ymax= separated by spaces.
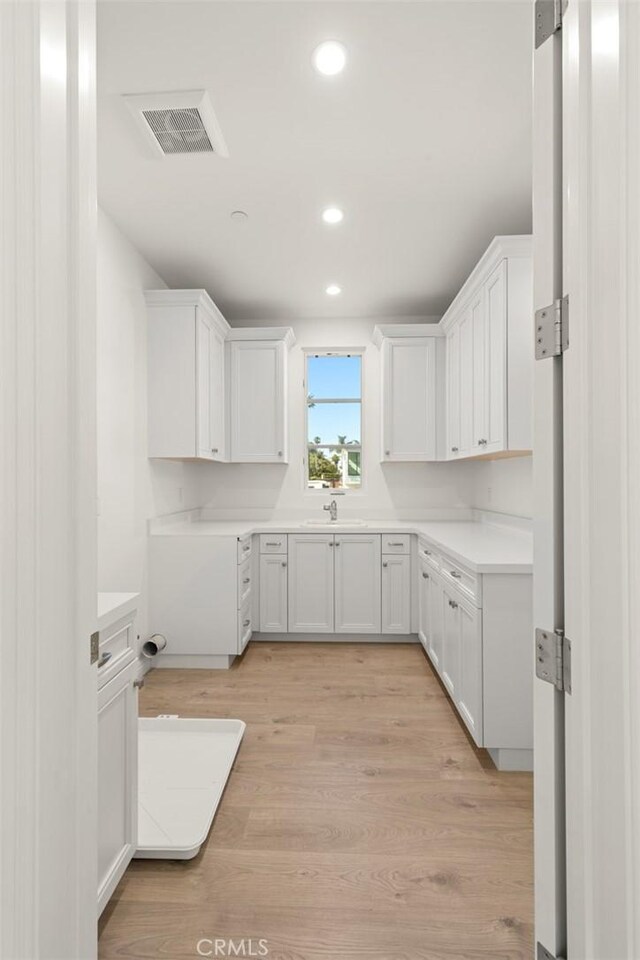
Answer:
xmin=334 ymin=534 xmax=382 ymax=634
xmin=147 ymin=290 xmax=229 ymax=461
xmin=374 ymin=325 xmax=446 ymax=462
xmin=443 ymin=236 xmax=532 ymax=461
xmin=228 ymin=331 xmax=294 ymax=463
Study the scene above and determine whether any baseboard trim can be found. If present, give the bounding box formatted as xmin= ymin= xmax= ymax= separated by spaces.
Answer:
xmin=154 ymin=654 xmax=235 ymax=669
xmin=487 ymin=747 xmax=533 ymax=772
xmin=252 ymin=633 xmax=419 ymax=644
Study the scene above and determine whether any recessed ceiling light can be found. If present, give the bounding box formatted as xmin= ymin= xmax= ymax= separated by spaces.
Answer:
xmin=326 ymin=284 xmax=342 ymax=296
xmin=313 ymin=40 xmax=347 ymax=77
xmin=322 ymin=206 xmax=344 ymax=225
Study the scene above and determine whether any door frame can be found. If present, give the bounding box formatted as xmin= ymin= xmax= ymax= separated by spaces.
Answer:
xmin=0 ymin=2 xmax=98 ymax=957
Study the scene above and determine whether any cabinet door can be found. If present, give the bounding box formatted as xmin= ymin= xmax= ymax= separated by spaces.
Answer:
xmin=209 ymin=323 xmax=226 ymax=461
xmin=335 ymin=535 xmax=381 ymax=633
xmin=484 ymin=260 xmax=507 ymax=453
xmin=196 ymin=310 xmax=214 ymax=459
xmin=381 ymin=554 xmax=411 ymax=634
xmin=446 ymin=324 xmax=461 ymax=458
xmin=418 ymin=561 xmax=430 ymax=651
xmin=382 ymin=338 xmax=436 ymax=460
xmin=288 ymin=535 xmax=334 ymax=632
xmin=457 ymin=600 xmax=483 ymax=746
xmin=259 ymin=554 xmax=288 ymax=632
xmin=229 ymin=341 xmax=286 ymax=462
xmin=458 ymin=309 xmax=474 ymax=457
xmin=441 ymin=582 xmax=461 ymax=698
xmin=428 ymin=572 xmax=444 ymax=672
xmin=470 ymin=290 xmax=487 ymax=452
xmin=98 ymin=661 xmax=138 ymax=916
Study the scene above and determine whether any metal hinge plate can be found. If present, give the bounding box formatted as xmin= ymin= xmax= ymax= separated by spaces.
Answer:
xmin=535 ymin=296 xmax=569 ymax=359
xmin=534 ymin=0 xmax=568 ymax=48
xmin=536 ymin=628 xmax=572 ymax=694
xmin=90 ymin=631 xmax=100 ymax=665
xmin=537 ymin=942 xmax=566 ymax=960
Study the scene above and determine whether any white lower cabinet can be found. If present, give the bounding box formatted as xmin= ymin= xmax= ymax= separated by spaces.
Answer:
xmin=98 ymin=659 xmax=138 ymax=916
xmin=441 ymin=580 xmax=462 ymax=698
xmin=259 ymin=553 xmax=288 ymax=632
xmin=418 ymin=561 xmax=443 ymax=672
xmin=381 ymin=554 xmax=411 ymax=634
xmin=441 ymin=581 xmax=483 ymax=743
xmin=288 ymin=534 xmax=335 ymax=633
xmin=334 ymin=534 xmax=382 ymax=633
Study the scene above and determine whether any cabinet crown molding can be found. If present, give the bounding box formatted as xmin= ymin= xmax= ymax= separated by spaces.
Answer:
xmin=145 ymin=288 xmax=229 ymax=335
xmin=439 ymin=234 xmax=532 ymax=332
xmin=372 ymin=322 xmax=443 ymax=348
xmin=226 ymin=326 xmax=296 ymax=348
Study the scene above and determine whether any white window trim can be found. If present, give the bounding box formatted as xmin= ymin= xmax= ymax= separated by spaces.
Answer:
xmin=302 ymin=348 xmax=365 ymax=496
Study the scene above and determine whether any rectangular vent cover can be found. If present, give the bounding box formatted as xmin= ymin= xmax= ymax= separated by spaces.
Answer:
xmin=142 ymin=107 xmax=213 ymax=154
xmin=124 ymin=90 xmax=229 ymax=159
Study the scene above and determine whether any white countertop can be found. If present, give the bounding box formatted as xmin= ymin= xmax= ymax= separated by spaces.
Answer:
xmin=97 ymin=591 xmax=140 ymax=631
xmin=149 ymin=516 xmax=532 ymax=574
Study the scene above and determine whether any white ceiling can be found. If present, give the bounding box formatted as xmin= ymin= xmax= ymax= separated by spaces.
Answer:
xmin=97 ymin=1 xmax=532 ymax=321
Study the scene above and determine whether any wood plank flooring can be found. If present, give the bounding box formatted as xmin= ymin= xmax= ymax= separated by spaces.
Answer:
xmin=98 ymin=642 xmax=533 ymax=960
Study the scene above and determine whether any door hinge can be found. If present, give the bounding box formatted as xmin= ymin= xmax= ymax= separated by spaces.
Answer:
xmin=535 ymin=628 xmax=572 ymax=694
xmin=535 ymin=295 xmax=569 ymax=360
xmin=537 ymin=942 xmax=566 ymax=960
xmin=534 ymin=0 xmax=568 ymax=48
xmin=90 ymin=631 xmax=100 ymax=665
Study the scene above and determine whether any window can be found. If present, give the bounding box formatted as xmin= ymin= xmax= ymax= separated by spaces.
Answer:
xmin=305 ymin=353 xmax=362 ymax=491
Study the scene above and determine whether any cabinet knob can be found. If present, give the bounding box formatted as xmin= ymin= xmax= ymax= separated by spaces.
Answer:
xmin=478 ymin=439 xmax=488 ymax=446
xmin=335 ymin=541 xmax=341 ymax=547
xmin=282 ymin=561 xmax=287 ymax=567
xmin=211 ymin=447 xmax=219 ymax=453
xmin=278 ymin=451 xmax=283 ymax=457
xmin=385 ymin=450 xmax=390 ymax=456
xmin=450 ymin=570 xmax=462 ymax=579
xmin=243 ymin=619 xmax=251 ymax=628
xmin=243 ymin=577 xmax=251 ymax=584
xmin=134 ymin=678 xmax=145 ymax=689
xmin=448 ymin=599 xmax=458 ymax=609
xmin=451 ymin=446 xmax=459 ymax=453
xmin=383 ymin=561 xmax=388 ymax=568
xmin=97 ymin=651 xmax=112 ymax=669
xmin=423 ymin=549 xmax=431 ymax=556
xmin=422 ymin=572 xmax=429 ymax=579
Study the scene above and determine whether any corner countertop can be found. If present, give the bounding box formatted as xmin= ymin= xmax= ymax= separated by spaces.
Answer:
xmin=149 ymin=516 xmax=532 ymax=575
xmin=97 ymin=591 xmax=140 ymax=631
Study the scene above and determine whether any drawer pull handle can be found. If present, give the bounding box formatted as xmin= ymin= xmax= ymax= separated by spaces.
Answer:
xmin=97 ymin=651 xmax=112 ymax=669
xmin=388 ymin=541 xmax=404 ymax=547
xmin=211 ymin=447 xmax=219 ymax=453
xmin=422 ymin=572 xmax=429 ymax=579
xmin=243 ymin=619 xmax=251 ymax=628
xmin=265 ymin=541 xmax=282 ymax=546
xmin=450 ymin=570 xmax=462 ymax=579
xmin=448 ymin=599 xmax=458 ymax=609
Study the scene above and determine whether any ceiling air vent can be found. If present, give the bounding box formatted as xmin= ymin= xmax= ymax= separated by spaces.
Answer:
xmin=124 ymin=90 xmax=229 ymax=158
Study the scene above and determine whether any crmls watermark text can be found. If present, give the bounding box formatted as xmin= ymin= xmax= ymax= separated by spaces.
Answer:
xmin=196 ymin=938 xmax=269 ymax=957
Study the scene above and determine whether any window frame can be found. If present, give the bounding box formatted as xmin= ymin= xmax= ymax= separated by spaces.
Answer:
xmin=303 ymin=348 xmax=365 ymax=495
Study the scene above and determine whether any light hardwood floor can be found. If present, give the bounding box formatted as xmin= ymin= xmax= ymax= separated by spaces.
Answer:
xmin=98 ymin=642 xmax=533 ymax=959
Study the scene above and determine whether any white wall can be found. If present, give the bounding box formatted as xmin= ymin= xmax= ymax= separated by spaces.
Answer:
xmin=470 ymin=455 xmax=533 ymax=518
xmin=97 ymin=209 xmax=201 ymax=638
xmin=197 ymin=317 xmax=477 ymax=518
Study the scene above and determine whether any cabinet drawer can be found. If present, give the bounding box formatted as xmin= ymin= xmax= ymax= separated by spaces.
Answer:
xmin=418 ymin=540 xmax=440 ymax=571
xmin=381 ymin=533 xmax=410 ymax=555
xmin=440 ymin=553 xmax=481 ymax=606
xmin=237 ymin=535 xmax=253 ymax=564
xmin=238 ymin=598 xmax=253 ymax=653
xmin=237 ymin=556 xmax=252 ymax=607
xmin=259 ymin=534 xmax=287 ymax=554
xmin=98 ymin=614 xmax=136 ymax=689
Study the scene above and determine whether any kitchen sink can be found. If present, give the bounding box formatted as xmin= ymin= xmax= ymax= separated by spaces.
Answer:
xmin=302 ymin=518 xmax=368 ymax=527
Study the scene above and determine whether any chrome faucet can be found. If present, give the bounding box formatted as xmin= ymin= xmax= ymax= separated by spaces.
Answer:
xmin=323 ymin=499 xmax=338 ymax=522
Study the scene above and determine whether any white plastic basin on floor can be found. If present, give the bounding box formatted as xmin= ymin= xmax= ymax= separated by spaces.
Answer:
xmin=135 ymin=716 xmax=245 ymax=860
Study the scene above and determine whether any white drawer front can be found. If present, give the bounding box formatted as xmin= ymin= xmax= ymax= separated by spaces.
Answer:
xmin=98 ymin=614 xmax=136 ymax=689
xmin=238 ymin=598 xmax=253 ymax=653
xmin=237 ymin=535 xmax=253 ymax=564
xmin=259 ymin=533 xmax=288 ymax=554
xmin=440 ymin=553 xmax=481 ymax=606
xmin=418 ymin=540 xmax=440 ymax=571
xmin=237 ymin=556 xmax=252 ymax=608
xmin=381 ymin=533 xmax=410 ymax=555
